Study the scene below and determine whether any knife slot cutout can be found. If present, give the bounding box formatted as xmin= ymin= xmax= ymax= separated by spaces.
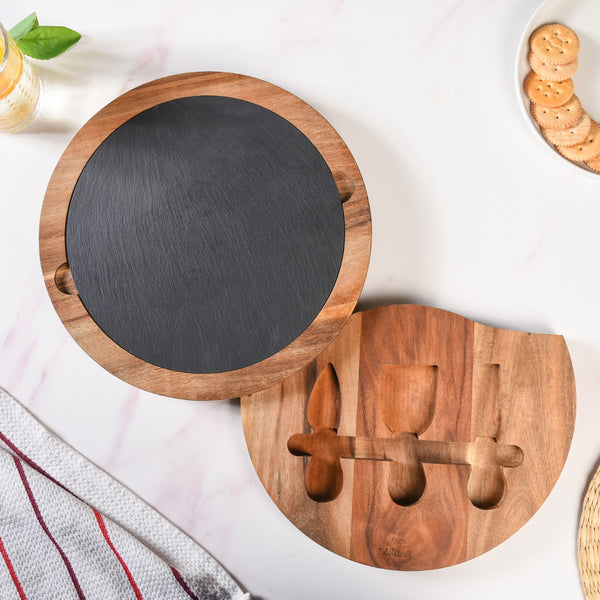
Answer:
xmin=380 ymin=365 xmax=438 ymax=435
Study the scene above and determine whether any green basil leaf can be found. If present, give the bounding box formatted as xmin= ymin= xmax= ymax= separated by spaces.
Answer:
xmin=16 ymin=26 xmax=81 ymax=60
xmin=8 ymin=13 xmax=39 ymax=41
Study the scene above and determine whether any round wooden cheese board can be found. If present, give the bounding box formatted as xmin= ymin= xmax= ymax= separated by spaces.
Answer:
xmin=40 ymin=72 xmax=371 ymax=400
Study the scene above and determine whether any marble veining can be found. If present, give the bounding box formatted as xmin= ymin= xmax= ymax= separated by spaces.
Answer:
xmin=1 ymin=0 xmax=599 ymax=598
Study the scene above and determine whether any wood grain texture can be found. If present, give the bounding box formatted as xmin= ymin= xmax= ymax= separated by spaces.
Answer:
xmin=241 ymin=304 xmax=576 ymax=570
xmin=39 ymin=72 xmax=371 ymax=400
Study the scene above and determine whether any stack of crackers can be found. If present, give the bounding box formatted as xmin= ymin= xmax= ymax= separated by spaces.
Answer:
xmin=524 ymin=23 xmax=600 ymax=173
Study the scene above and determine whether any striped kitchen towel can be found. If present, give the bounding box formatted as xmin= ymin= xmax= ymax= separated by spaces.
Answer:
xmin=0 ymin=387 xmax=250 ymax=600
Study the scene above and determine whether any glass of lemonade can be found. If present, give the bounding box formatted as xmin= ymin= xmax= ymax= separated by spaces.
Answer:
xmin=0 ymin=22 xmax=42 ymax=133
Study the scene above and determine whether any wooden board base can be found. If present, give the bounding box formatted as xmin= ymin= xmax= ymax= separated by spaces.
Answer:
xmin=241 ymin=304 xmax=576 ymax=570
xmin=39 ymin=72 xmax=371 ymax=400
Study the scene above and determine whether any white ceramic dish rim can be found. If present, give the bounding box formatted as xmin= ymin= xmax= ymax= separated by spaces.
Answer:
xmin=514 ymin=0 xmax=600 ymax=180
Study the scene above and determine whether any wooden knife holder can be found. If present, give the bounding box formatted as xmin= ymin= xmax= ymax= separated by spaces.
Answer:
xmin=241 ymin=304 xmax=576 ymax=570
xmin=287 ymin=362 xmax=524 ymax=510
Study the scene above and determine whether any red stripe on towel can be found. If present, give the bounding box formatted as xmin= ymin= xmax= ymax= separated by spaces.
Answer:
xmin=93 ymin=509 xmax=143 ymax=600
xmin=13 ymin=456 xmax=86 ymax=600
xmin=0 ymin=430 xmax=68 ymax=493
xmin=170 ymin=566 xmax=200 ymax=600
xmin=0 ymin=534 xmax=27 ymax=600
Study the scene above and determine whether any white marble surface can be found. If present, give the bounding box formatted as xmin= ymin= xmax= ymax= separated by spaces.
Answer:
xmin=1 ymin=0 xmax=599 ymax=598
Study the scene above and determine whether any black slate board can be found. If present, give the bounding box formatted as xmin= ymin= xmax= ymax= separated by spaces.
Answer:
xmin=66 ymin=96 xmax=345 ymax=374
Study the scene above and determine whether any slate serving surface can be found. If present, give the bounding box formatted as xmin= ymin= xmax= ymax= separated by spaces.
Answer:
xmin=66 ymin=96 xmax=345 ymax=374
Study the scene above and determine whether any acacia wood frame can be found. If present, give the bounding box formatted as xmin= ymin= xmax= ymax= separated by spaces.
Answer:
xmin=39 ymin=72 xmax=372 ymax=400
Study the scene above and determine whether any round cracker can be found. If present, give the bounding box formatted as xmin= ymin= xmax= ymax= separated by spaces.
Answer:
xmin=542 ymin=111 xmax=591 ymax=146
xmin=524 ymin=71 xmax=574 ymax=107
xmin=531 ymin=94 xmax=582 ymax=130
xmin=557 ymin=121 xmax=600 ymax=161
xmin=530 ymin=24 xmax=580 ymax=66
xmin=585 ymin=152 xmax=600 ymax=173
xmin=529 ymin=51 xmax=578 ymax=82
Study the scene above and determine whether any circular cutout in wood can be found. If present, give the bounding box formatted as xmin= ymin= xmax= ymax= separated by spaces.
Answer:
xmin=40 ymin=73 xmax=371 ymax=400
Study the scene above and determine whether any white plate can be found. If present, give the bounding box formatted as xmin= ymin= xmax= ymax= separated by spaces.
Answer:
xmin=515 ymin=0 xmax=600 ymax=178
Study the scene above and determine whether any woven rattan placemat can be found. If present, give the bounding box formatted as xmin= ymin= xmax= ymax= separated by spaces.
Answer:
xmin=579 ymin=464 xmax=600 ymax=599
